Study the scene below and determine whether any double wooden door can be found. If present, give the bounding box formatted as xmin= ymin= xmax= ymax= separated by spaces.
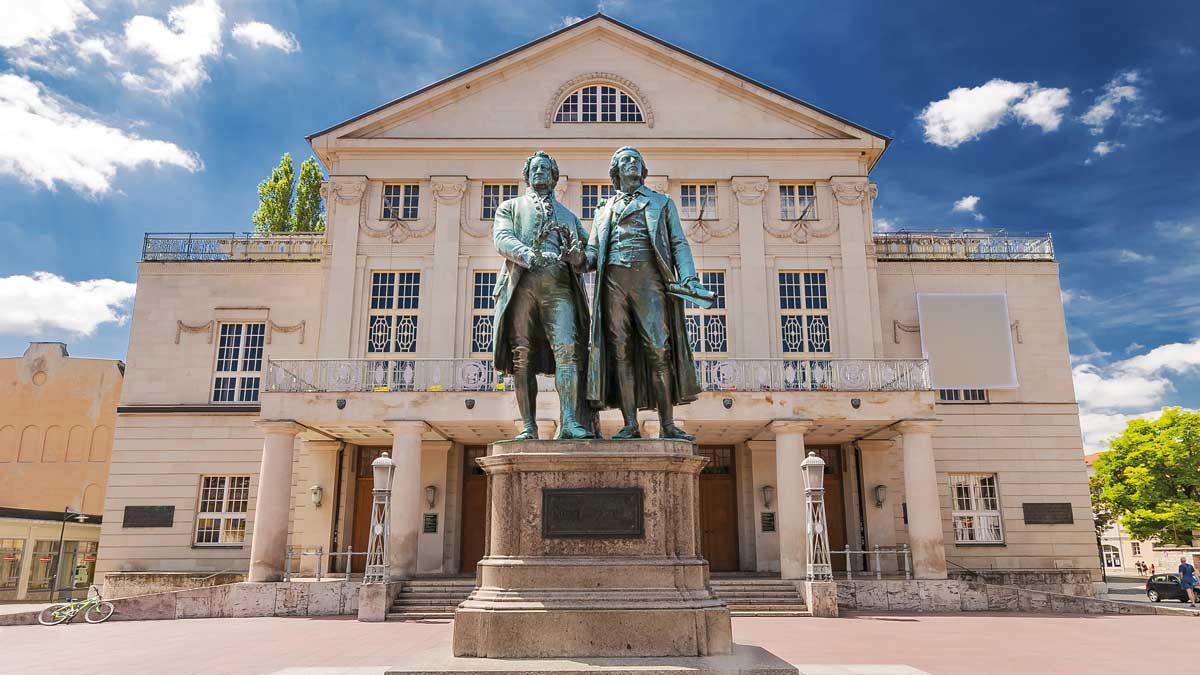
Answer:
xmin=350 ymin=447 xmax=388 ymax=573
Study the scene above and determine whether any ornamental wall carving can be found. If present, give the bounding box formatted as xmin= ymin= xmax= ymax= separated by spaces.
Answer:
xmin=322 ymin=178 xmax=439 ymax=242
xmin=543 ymin=72 xmax=656 ymax=128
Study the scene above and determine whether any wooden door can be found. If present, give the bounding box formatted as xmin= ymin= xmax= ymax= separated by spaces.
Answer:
xmin=811 ymin=446 xmax=848 ymax=571
xmin=697 ymin=446 xmax=739 ymax=572
xmin=350 ymin=447 xmax=388 ymax=573
xmin=459 ymin=447 xmax=488 ymax=574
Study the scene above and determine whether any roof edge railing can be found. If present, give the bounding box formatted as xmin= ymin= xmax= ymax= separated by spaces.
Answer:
xmin=873 ymin=230 xmax=1054 ymax=262
xmin=141 ymin=232 xmax=327 ymax=262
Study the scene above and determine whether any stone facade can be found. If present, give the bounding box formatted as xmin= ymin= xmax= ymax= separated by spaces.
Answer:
xmin=95 ymin=16 xmax=1100 ymax=598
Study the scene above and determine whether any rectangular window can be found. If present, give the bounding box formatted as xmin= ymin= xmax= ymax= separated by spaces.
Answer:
xmin=482 ymin=183 xmax=519 ymax=219
xmin=382 ymin=183 xmax=419 ymax=220
xmin=465 ymin=272 xmax=499 ymax=390
xmin=194 ymin=475 xmax=250 ymax=546
xmin=582 ymin=183 xmax=615 ymax=220
xmin=29 ymin=540 xmax=59 ymax=590
xmin=367 ymin=271 xmax=421 ymax=390
xmin=779 ymin=184 xmax=817 ymax=220
xmin=0 ymin=539 xmax=24 ymax=591
xmin=686 ymin=271 xmax=729 ymax=355
xmin=212 ymin=322 xmax=265 ymax=403
xmin=778 ymin=271 xmax=832 ymax=390
xmin=1131 ymin=541 xmax=1141 ymax=555
xmin=938 ymin=388 xmax=988 ymax=403
xmin=680 ymin=184 xmax=717 ymax=219
xmin=950 ymin=473 xmax=1004 ymax=544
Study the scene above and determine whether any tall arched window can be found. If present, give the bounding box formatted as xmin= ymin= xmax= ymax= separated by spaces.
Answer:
xmin=555 ymin=84 xmax=643 ymax=123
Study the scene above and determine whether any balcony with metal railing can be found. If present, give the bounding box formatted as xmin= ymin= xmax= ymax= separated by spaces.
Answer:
xmin=872 ymin=230 xmax=1054 ymax=262
xmin=141 ymin=232 xmax=327 ymax=262
xmin=264 ymin=357 xmax=931 ymax=394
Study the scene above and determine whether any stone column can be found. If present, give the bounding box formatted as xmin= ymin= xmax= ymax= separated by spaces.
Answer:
xmin=831 ymin=178 xmax=879 ymax=358
xmin=296 ymin=440 xmax=341 ymax=577
xmin=388 ymin=420 xmax=429 ymax=579
xmin=318 ymin=178 xmax=365 ymax=358
xmin=896 ymin=420 xmax=947 ymax=579
xmin=248 ymin=420 xmax=304 ymax=582
xmin=426 ymin=177 xmax=468 ymax=357
xmin=731 ymin=177 xmax=771 ymax=358
xmin=858 ymin=439 xmax=899 ymax=573
xmin=770 ymin=419 xmax=812 ymax=579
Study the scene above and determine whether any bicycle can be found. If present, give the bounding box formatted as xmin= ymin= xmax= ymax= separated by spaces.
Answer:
xmin=37 ymin=585 xmax=115 ymax=625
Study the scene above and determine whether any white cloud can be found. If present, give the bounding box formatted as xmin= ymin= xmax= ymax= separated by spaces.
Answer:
xmin=123 ymin=0 xmax=224 ymax=95
xmin=558 ymin=16 xmax=584 ymax=28
xmin=874 ymin=217 xmax=896 ymax=232
xmin=1119 ymin=339 xmax=1200 ymax=375
xmin=952 ymin=195 xmax=984 ymax=221
xmin=0 ymin=0 xmax=94 ymax=49
xmin=1114 ymin=248 xmax=1153 ymax=263
xmin=231 ymin=21 xmax=299 ymax=53
xmin=1079 ymin=410 xmax=1164 ymax=454
xmin=1082 ymin=70 xmax=1141 ymax=133
xmin=1154 ymin=220 xmax=1200 ymax=240
xmin=919 ymin=79 xmax=1070 ymax=147
xmin=0 ymin=271 xmax=136 ymax=336
xmin=0 ymin=73 xmax=201 ymax=194
xmin=1091 ymin=141 xmax=1124 ymax=159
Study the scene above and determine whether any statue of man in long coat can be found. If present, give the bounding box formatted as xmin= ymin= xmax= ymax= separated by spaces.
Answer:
xmin=492 ymin=151 xmax=593 ymax=440
xmin=585 ymin=146 xmax=708 ymax=440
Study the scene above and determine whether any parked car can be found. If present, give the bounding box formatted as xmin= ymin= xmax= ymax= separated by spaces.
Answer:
xmin=1146 ymin=574 xmax=1194 ymax=602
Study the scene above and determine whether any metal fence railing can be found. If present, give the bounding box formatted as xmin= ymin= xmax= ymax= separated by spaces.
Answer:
xmin=832 ymin=544 xmax=913 ymax=580
xmin=142 ymin=232 xmax=326 ymax=262
xmin=283 ymin=546 xmax=369 ymax=581
xmin=873 ymin=231 xmax=1054 ymax=261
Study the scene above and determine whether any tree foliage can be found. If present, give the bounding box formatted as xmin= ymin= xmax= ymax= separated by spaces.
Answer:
xmin=1092 ymin=407 xmax=1200 ymax=546
xmin=252 ymin=153 xmax=325 ymax=233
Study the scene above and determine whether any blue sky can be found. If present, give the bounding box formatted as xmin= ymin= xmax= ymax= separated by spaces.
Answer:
xmin=1 ymin=0 xmax=1197 ymax=451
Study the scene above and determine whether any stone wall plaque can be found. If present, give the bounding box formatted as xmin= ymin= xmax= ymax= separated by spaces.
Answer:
xmin=122 ymin=505 xmax=175 ymax=528
xmin=760 ymin=512 xmax=776 ymax=532
xmin=423 ymin=513 xmax=438 ymax=533
xmin=1022 ymin=502 xmax=1074 ymax=525
xmin=542 ymin=488 xmax=644 ymax=538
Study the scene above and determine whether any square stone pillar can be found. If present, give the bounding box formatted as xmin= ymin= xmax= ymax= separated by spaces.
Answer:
xmin=770 ymin=419 xmax=812 ymax=579
xmin=317 ymin=178 xmax=365 ymax=358
xmin=387 ymin=420 xmax=429 ymax=579
xmin=248 ymin=420 xmax=304 ymax=582
xmin=858 ymin=439 xmax=899 ymax=573
xmin=831 ymin=177 xmax=879 ymax=357
xmin=426 ymin=177 xmax=467 ymax=357
xmin=731 ymin=177 xmax=772 ymax=358
xmin=896 ymin=419 xmax=947 ymax=579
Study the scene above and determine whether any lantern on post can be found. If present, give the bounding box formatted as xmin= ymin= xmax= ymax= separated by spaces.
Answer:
xmin=800 ymin=451 xmax=832 ymax=580
xmin=363 ymin=452 xmax=395 ymax=584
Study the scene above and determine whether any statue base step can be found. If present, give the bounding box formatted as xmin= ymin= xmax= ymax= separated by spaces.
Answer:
xmin=388 ymin=643 xmax=799 ymax=675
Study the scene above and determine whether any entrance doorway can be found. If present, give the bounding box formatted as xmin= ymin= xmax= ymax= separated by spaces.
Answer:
xmin=810 ymin=446 xmax=848 ymax=571
xmin=697 ymin=446 xmax=739 ymax=572
xmin=459 ymin=446 xmax=488 ymax=574
xmin=350 ymin=447 xmax=388 ymax=573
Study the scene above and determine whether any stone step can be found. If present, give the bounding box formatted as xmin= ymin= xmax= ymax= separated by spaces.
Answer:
xmin=710 ymin=582 xmax=797 ymax=589
xmin=392 ymin=599 xmax=467 ymax=607
xmin=394 ymin=591 xmax=471 ymax=599
xmin=712 ymin=590 xmax=799 ymax=597
xmin=720 ymin=598 xmax=806 ymax=607
xmin=404 ymin=579 xmax=475 ymax=586
xmin=729 ymin=610 xmax=811 ymax=617
xmin=726 ymin=603 xmax=807 ymax=611
xmin=387 ymin=612 xmax=455 ymax=620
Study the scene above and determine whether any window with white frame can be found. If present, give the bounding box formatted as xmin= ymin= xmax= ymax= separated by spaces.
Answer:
xmin=582 ymin=183 xmax=615 ymax=220
xmin=779 ymin=184 xmax=817 ymax=220
xmin=685 ymin=271 xmax=728 ymax=355
xmin=679 ymin=184 xmax=717 ymax=219
xmin=1102 ymin=544 xmax=1121 ymax=568
xmin=0 ymin=539 xmax=23 ymax=591
xmin=482 ymin=183 xmax=519 ymax=219
xmin=949 ymin=473 xmax=1004 ymax=543
xmin=778 ymin=272 xmax=831 ymax=390
xmin=382 ymin=183 xmax=419 ymax=220
xmin=212 ymin=322 xmax=265 ymax=403
xmin=1131 ymin=541 xmax=1141 ymax=556
xmin=471 ymin=272 xmax=497 ymax=357
xmin=367 ymin=271 xmax=421 ymax=390
xmin=554 ymin=84 xmax=644 ymax=123
xmin=194 ymin=475 xmax=250 ymax=545
xmin=938 ymin=388 xmax=988 ymax=403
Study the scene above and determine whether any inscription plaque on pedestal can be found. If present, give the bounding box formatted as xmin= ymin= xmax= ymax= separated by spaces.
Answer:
xmin=542 ymin=487 xmax=644 ymax=538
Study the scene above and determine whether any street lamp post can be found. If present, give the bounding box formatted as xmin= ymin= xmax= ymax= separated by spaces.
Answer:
xmin=363 ymin=452 xmax=395 ymax=584
xmin=49 ymin=507 xmax=87 ymax=600
xmin=801 ymin=451 xmax=833 ymax=581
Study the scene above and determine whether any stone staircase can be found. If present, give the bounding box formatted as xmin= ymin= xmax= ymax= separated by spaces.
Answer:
xmin=387 ymin=576 xmax=809 ymax=620
xmin=709 ymin=577 xmax=809 ymax=617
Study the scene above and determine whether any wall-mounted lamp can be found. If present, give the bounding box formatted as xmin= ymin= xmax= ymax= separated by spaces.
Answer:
xmin=309 ymin=484 xmax=324 ymax=507
xmin=760 ymin=484 xmax=775 ymax=510
xmin=335 ymin=398 xmax=346 ymax=410
xmin=722 ymin=397 xmax=733 ymax=410
xmin=464 ymin=398 xmax=476 ymax=410
xmin=424 ymin=484 xmax=438 ymax=510
xmin=873 ymin=484 xmax=888 ymax=508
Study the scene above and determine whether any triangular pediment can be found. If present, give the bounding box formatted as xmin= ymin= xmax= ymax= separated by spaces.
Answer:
xmin=309 ymin=15 xmax=887 ymax=158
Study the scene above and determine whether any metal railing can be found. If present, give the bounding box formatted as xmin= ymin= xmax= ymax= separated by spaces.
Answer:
xmin=265 ymin=357 xmax=931 ymax=394
xmin=283 ymin=546 xmax=368 ymax=581
xmin=832 ymin=544 xmax=913 ymax=580
xmin=142 ymin=232 xmax=326 ymax=262
xmin=873 ymin=230 xmax=1054 ymax=261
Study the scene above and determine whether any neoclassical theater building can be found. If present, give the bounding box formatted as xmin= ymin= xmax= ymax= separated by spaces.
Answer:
xmin=96 ymin=16 xmax=1100 ymax=597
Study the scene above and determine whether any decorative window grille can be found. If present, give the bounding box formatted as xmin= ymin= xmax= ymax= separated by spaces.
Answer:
xmin=554 ymin=85 xmax=643 ymax=123
xmin=471 ymin=271 xmax=497 ymax=358
xmin=1131 ymin=541 xmax=1141 ymax=556
xmin=780 ymin=184 xmax=817 ymax=220
xmin=482 ymin=183 xmax=519 ymax=219
xmin=212 ymin=322 xmax=265 ymax=403
xmin=680 ymin=184 xmax=717 ymax=219
xmin=0 ymin=539 xmax=24 ymax=590
xmin=685 ymin=271 xmax=728 ymax=355
xmin=938 ymin=388 xmax=988 ymax=403
xmin=582 ymin=183 xmax=615 ymax=220
xmin=777 ymin=272 xmax=831 ymax=390
xmin=194 ymin=475 xmax=250 ymax=546
xmin=696 ymin=446 xmax=733 ymax=475
xmin=382 ymin=183 xmax=419 ymax=220
xmin=367 ymin=271 xmax=421 ymax=390
xmin=949 ymin=473 xmax=1004 ymax=543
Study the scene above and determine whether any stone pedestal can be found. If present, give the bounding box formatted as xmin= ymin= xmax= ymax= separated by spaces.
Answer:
xmin=451 ymin=439 xmax=733 ymax=659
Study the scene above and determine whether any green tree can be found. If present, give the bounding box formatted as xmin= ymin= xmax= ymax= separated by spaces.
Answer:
xmin=1092 ymin=407 xmax=1200 ymax=546
xmin=251 ymin=154 xmax=326 ymax=233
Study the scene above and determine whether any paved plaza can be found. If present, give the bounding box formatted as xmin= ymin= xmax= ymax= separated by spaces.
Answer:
xmin=2 ymin=613 xmax=1195 ymax=675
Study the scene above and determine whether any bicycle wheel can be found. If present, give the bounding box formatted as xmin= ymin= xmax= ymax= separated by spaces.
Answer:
xmin=37 ymin=604 xmax=71 ymax=626
xmin=84 ymin=601 xmax=115 ymax=624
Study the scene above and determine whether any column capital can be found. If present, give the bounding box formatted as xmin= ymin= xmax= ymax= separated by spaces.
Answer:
xmin=731 ymin=176 xmax=769 ymax=205
xmin=894 ymin=418 xmax=941 ymax=435
xmin=430 ymin=176 xmax=468 ymax=205
xmin=385 ymin=420 xmax=431 ymax=436
xmin=769 ymin=419 xmax=814 ymax=435
xmin=256 ymin=419 xmax=305 ymax=435
xmin=829 ymin=177 xmax=875 ymax=205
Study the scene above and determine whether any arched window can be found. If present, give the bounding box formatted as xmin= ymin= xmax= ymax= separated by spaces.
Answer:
xmin=1102 ymin=544 xmax=1122 ymax=569
xmin=555 ymin=84 xmax=643 ymax=123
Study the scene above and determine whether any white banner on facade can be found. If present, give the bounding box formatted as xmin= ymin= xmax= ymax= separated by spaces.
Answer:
xmin=916 ymin=293 xmax=1018 ymax=389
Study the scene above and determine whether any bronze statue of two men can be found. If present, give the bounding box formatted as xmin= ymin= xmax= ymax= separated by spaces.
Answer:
xmin=492 ymin=147 xmax=712 ymax=442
